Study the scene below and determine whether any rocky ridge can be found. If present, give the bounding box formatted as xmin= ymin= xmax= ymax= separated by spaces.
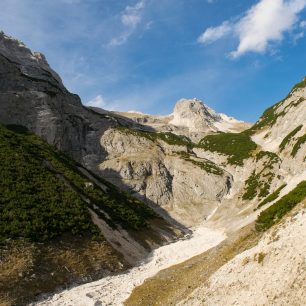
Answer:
xmin=116 ymin=98 xmax=249 ymax=142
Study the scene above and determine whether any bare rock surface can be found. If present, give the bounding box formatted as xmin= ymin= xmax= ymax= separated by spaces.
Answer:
xmin=181 ymin=201 xmax=306 ymax=306
xmin=99 ymin=128 xmax=233 ymax=226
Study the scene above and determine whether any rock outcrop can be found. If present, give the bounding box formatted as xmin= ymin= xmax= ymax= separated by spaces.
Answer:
xmin=0 ymin=31 xmax=116 ymax=167
xmin=100 ymin=128 xmax=233 ymax=226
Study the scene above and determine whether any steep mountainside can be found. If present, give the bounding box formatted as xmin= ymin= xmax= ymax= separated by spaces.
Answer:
xmin=0 ymin=31 xmax=123 ymax=168
xmin=1 ymin=31 xmax=306 ymax=305
xmin=2 ymin=32 xmax=304 ymax=230
xmin=0 ymin=32 xmax=188 ymax=304
xmin=98 ymin=86 xmax=305 ymax=228
xmin=0 ymin=124 xmax=180 ymax=305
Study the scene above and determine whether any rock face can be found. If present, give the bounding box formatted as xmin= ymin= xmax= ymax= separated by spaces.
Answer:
xmin=116 ymin=98 xmax=250 ymax=142
xmin=100 ymin=128 xmax=233 ymax=226
xmin=0 ymin=31 xmax=115 ymax=166
xmin=170 ymin=98 xmax=221 ymax=132
xmin=169 ymin=98 xmax=245 ymax=133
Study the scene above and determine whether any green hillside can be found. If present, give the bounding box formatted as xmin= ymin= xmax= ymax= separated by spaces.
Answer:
xmin=0 ymin=124 xmax=156 ymax=243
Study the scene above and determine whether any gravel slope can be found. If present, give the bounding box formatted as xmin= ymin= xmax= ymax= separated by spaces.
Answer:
xmin=34 ymin=227 xmax=225 ymax=306
xmin=181 ymin=201 xmax=306 ymax=306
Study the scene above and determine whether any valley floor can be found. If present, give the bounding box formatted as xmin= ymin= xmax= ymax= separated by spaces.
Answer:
xmin=34 ymin=226 xmax=225 ymax=306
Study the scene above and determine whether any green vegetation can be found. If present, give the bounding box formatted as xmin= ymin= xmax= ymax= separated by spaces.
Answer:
xmin=256 ymin=252 xmax=266 ymax=265
xmin=291 ymin=97 xmax=305 ymax=108
xmin=177 ymin=152 xmax=224 ymax=176
xmin=198 ymin=132 xmax=257 ymax=166
xmin=255 ymin=151 xmax=279 ymax=164
xmin=117 ymin=127 xmax=192 ymax=147
xmin=279 ymin=125 xmax=303 ymax=152
xmin=291 ymin=77 xmax=306 ymax=92
xmin=255 ymin=181 xmax=306 ymax=231
xmin=0 ymin=125 xmax=156 ymax=243
xmin=256 ymin=184 xmax=287 ymax=209
xmin=291 ymin=133 xmax=306 ymax=157
xmin=247 ymin=101 xmax=284 ymax=133
xmin=243 ymin=151 xmax=280 ymax=200
xmin=243 ymin=171 xmax=265 ymax=200
xmin=247 ymin=78 xmax=305 ymax=134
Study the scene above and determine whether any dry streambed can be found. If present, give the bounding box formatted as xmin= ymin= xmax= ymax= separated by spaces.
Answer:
xmin=35 ymin=226 xmax=225 ymax=306
xmin=125 ymin=223 xmax=261 ymax=306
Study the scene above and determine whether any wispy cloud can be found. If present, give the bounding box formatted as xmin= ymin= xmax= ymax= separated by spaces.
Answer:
xmin=197 ymin=21 xmax=231 ymax=44
xmin=86 ymin=94 xmax=121 ymax=111
xmin=108 ymin=0 xmax=146 ymax=47
xmin=198 ymin=0 xmax=306 ymax=57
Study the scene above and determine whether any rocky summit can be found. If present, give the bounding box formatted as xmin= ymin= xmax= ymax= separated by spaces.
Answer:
xmin=0 ymin=32 xmax=305 ymax=306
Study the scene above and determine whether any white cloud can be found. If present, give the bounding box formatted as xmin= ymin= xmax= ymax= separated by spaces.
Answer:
xmin=300 ymin=20 xmax=306 ymax=27
xmin=197 ymin=21 xmax=232 ymax=44
xmin=198 ymin=0 xmax=306 ymax=57
xmin=108 ymin=0 xmax=146 ymax=47
xmin=86 ymin=95 xmax=107 ymax=108
xmin=86 ymin=95 xmax=120 ymax=111
xmin=122 ymin=1 xmax=144 ymax=27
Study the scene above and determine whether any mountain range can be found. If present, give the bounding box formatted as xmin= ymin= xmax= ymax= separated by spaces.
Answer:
xmin=0 ymin=31 xmax=305 ymax=306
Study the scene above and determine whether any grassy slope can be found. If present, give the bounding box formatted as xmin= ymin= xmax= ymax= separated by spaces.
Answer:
xmin=117 ymin=126 xmax=193 ymax=148
xmin=256 ymin=180 xmax=306 ymax=231
xmin=198 ymin=132 xmax=257 ymax=166
xmin=0 ymin=124 xmax=160 ymax=305
xmin=0 ymin=125 xmax=157 ymax=243
xmin=248 ymin=78 xmax=305 ymax=134
xmin=242 ymin=151 xmax=280 ymax=201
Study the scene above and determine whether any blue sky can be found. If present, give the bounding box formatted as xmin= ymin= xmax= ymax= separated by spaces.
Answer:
xmin=1 ymin=0 xmax=306 ymax=122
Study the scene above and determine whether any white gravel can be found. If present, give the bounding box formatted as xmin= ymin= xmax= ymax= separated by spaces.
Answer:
xmin=35 ymin=226 xmax=226 ymax=306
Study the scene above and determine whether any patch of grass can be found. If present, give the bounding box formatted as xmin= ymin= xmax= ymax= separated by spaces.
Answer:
xmin=255 ymin=181 xmax=306 ymax=231
xmin=290 ymin=97 xmax=305 ymax=108
xmin=291 ymin=77 xmax=306 ymax=92
xmin=198 ymin=132 xmax=257 ymax=166
xmin=117 ymin=127 xmax=192 ymax=147
xmin=0 ymin=125 xmax=156 ymax=243
xmin=248 ymin=102 xmax=284 ymax=133
xmin=279 ymin=125 xmax=303 ymax=152
xmin=177 ymin=152 xmax=224 ymax=176
xmin=255 ymin=151 xmax=280 ymax=164
xmin=247 ymin=78 xmax=305 ymax=134
xmin=242 ymin=171 xmax=260 ymax=200
xmin=243 ymin=152 xmax=280 ymax=201
xmin=256 ymin=184 xmax=287 ymax=209
xmin=255 ymin=252 xmax=266 ymax=265
xmin=291 ymin=133 xmax=306 ymax=157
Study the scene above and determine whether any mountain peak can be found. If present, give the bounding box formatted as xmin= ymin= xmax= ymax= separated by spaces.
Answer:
xmin=0 ymin=31 xmax=63 ymax=86
xmin=169 ymin=98 xmax=246 ymax=133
